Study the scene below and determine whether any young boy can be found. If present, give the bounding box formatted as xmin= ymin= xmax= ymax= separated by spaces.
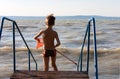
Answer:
xmin=34 ymin=14 xmax=60 ymax=71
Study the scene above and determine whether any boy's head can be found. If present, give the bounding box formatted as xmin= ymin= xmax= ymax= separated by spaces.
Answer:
xmin=45 ymin=14 xmax=55 ymax=26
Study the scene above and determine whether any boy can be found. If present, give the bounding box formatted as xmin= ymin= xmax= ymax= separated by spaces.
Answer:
xmin=34 ymin=14 xmax=60 ymax=71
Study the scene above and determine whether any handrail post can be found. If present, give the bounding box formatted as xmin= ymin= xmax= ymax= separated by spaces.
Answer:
xmin=92 ymin=18 xmax=98 ymax=79
xmin=13 ymin=22 xmax=16 ymax=72
xmin=80 ymin=51 xmax=83 ymax=71
xmin=28 ymin=50 xmax=31 ymax=71
xmin=0 ymin=17 xmax=5 ymax=40
xmin=77 ymin=24 xmax=89 ymax=71
xmin=15 ymin=22 xmax=37 ymax=71
xmin=86 ymin=21 xmax=90 ymax=73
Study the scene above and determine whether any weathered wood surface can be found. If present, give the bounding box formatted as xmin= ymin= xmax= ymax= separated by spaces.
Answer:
xmin=10 ymin=70 xmax=89 ymax=79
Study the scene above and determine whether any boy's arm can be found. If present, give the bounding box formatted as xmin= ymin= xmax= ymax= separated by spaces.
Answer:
xmin=34 ymin=30 xmax=44 ymax=39
xmin=55 ymin=32 xmax=61 ymax=48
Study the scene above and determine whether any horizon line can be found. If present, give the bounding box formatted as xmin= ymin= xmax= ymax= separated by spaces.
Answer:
xmin=0 ymin=15 xmax=120 ymax=18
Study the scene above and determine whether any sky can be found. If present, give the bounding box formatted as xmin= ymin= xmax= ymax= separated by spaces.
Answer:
xmin=0 ymin=0 xmax=120 ymax=17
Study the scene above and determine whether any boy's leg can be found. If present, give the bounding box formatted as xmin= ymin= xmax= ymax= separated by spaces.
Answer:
xmin=51 ymin=56 xmax=58 ymax=71
xmin=43 ymin=57 xmax=49 ymax=71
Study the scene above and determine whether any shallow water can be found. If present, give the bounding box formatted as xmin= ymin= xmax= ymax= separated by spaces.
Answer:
xmin=0 ymin=16 xmax=120 ymax=79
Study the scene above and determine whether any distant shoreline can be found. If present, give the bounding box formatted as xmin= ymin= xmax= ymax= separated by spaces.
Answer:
xmin=0 ymin=15 xmax=120 ymax=18
xmin=0 ymin=15 xmax=120 ymax=20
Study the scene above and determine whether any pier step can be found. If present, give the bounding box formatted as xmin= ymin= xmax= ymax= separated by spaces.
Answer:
xmin=10 ymin=70 xmax=89 ymax=79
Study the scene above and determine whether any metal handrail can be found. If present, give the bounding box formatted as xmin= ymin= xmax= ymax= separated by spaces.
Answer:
xmin=77 ymin=17 xmax=98 ymax=79
xmin=0 ymin=17 xmax=38 ymax=72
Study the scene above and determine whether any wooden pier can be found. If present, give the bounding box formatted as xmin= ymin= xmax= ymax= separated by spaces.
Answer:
xmin=10 ymin=70 xmax=89 ymax=79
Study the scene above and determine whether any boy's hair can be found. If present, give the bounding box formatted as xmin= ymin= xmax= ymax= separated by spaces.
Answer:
xmin=46 ymin=14 xmax=55 ymax=26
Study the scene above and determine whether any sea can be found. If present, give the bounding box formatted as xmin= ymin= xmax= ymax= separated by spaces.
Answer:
xmin=0 ymin=15 xmax=120 ymax=79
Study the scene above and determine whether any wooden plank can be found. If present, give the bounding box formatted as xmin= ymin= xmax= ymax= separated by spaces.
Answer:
xmin=10 ymin=70 xmax=89 ymax=79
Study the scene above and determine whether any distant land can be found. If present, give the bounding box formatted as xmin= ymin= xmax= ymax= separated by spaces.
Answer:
xmin=56 ymin=15 xmax=120 ymax=19
xmin=0 ymin=15 xmax=120 ymax=20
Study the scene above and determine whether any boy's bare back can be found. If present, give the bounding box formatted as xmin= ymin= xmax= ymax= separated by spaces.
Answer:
xmin=42 ymin=28 xmax=58 ymax=50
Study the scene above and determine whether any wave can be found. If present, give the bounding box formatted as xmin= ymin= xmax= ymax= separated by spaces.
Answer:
xmin=0 ymin=46 xmax=120 ymax=55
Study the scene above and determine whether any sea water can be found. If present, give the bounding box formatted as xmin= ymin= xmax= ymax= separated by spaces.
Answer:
xmin=0 ymin=16 xmax=120 ymax=79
